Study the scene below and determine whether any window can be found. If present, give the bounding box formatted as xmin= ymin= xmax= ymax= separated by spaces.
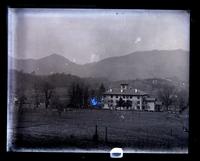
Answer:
xmin=130 ymin=96 xmax=132 ymax=99
xmin=137 ymin=106 xmax=140 ymax=109
xmin=137 ymin=101 xmax=140 ymax=104
xmin=116 ymin=95 xmax=118 ymax=98
xmin=137 ymin=96 xmax=140 ymax=99
xmin=111 ymin=95 xmax=113 ymax=98
xmin=123 ymin=96 xmax=125 ymax=98
xmin=111 ymin=100 xmax=113 ymax=103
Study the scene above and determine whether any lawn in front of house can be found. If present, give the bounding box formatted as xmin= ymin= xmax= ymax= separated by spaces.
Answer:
xmin=9 ymin=108 xmax=188 ymax=152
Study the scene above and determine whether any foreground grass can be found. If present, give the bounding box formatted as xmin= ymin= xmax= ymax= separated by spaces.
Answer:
xmin=8 ymin=108 xmax=188 ymax=152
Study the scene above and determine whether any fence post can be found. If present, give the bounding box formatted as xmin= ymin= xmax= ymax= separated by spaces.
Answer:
xmin=93 ymin=125 xmax=98 ymax=142
xmin=96 ymin=125 xmax=98 ymax=135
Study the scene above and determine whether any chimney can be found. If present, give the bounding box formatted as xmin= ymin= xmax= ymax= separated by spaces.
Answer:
xmin=121 ymin=83 xmax=128 ymax=91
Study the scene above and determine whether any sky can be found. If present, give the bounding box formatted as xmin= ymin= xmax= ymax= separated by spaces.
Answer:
xmin=9 ymin=9 xmax=189 ymax=64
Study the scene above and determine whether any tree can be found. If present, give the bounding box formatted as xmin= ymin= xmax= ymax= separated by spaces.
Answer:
xmin=83 ymin=85 xmax=90 ymax=108
xmin=50 ymin=93 xmax=59 ymax=109
xmin=158 ymin=85 xmax=175 ymax=111
xmin=15 ymin=72 xmax=27 ymax=111
xmin=76 ymin=83 xmax=83 ymax=108
xmin=90 ymin=89 xmax=96 ymax=98
xmin=96 ymin=83 xmax=106 ymax=107
xmin=68 ymin=82 xmax=86 ymax=108
xmin=68 ymin=82 xmax=76 ymax=108
xmin=99 ymin=83 xmax=106 ymax=95
xmin=41 ymin=81 xmax=54 ymax=109
xmin=50 ymin=93 xmax=64 ymax=116
xmin=17 ymin=92 xmax=27 ymax=111
xmin=33 ymin=82 xmax=41 ymax=109
xmin=175 ymin=89 xmax=189 ymax=112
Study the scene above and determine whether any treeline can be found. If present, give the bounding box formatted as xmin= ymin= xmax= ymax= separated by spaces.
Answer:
xmin=9 ymin=69 xmax=189 ymax=112
xmin=68 ymin=82 xmax=105 ymax=108
xmin=9 ymin=70 xmax=107 ymax=110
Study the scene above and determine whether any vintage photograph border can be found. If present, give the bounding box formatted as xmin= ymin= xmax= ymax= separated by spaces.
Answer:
xmin=0 ymin=0 xmax=198 ymax=160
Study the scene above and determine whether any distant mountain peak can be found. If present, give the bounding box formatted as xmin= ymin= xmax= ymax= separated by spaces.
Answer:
xmin=10 ymin=49 xmax=188 ymax=81
xmin=40 ymin=53 xmax=67 ymax=59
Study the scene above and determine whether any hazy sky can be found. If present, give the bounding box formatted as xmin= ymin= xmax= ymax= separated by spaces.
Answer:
xmin=9 ymin=9 xmax=189 ymax=64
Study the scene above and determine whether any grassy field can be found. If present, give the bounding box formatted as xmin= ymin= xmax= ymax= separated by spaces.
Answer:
xmin=8 ymin=108 xmax=188 ymax=152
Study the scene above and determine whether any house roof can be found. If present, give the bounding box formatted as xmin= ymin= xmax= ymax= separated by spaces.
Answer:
xmin=104 ymin=88 xmax=148 ymax=96
xmin=144 ymin=97 xmax=156 ymax=102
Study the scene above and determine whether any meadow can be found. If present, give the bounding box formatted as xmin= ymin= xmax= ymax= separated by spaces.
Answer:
xmin=9 ymin=107 xmax=188 ymax=152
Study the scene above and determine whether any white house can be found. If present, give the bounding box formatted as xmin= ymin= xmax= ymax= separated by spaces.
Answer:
xmin=102 ymin=83 xmax=161 ymax=111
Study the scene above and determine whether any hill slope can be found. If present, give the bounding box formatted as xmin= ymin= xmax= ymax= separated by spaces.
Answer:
xmin=10 ymin=49 xmax=189 ymax=81
xmin=82 ymin=49 xmax=189 ymax=81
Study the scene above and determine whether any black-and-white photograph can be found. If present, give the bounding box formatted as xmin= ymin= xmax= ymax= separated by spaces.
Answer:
xmin=7 ymin=9 xmax=189 ymax=153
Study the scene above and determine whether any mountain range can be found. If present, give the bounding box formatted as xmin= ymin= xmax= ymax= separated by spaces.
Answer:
xmin=9 ymin=49 xmax=189 ymax=82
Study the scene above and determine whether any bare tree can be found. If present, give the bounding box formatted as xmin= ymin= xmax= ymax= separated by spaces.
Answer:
xmin=33 ymin=83 xmax=41 ymax=109
xmin=15 ymin=71 xmax=27 ymax=111
xmin=41 ymin=81 xmax=54 ymax=109
xmin=50 ymin=93 xmax=64 ymax=116
xmin=83 ymin=85 xmax=90 ymax=108
xmin=175 ymin=89 xmax=189 ymax=113
xmin=17 ymin=91 xmax=27 ymax=111
xmin=158 ymin=85 xmax=175 ymax=111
